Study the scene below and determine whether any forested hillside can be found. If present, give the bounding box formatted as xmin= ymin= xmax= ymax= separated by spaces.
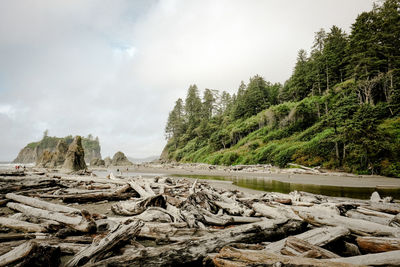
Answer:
xmin=163 ymin=0 xmax=400 ymax=177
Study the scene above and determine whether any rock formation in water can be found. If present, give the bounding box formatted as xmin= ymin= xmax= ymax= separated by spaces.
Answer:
xmin=13 ymin=135 xmax=101 ymax=164
xmin=36 ymin=150 xmax=54 ymax=168
xmin=90 ymin=157 xmax=105 ymax=167
xmin=62 ymin=136 xmax=87 ymax=171
xmin=104 ymin=157 xmax=112 ymax=168
xmin=111 ymin=151 xmax=133 ymax=166
xmin=36 ymin=140 xmax=68 ymax=168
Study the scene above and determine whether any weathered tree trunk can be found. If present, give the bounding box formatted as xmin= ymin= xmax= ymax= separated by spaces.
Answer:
xmin=264 ymin=226 xmax=350 ymax=253
xmin=356 ymin=236 xmax=400 ymax=253
xmin=128 ymin=179 xmax=153 ymax=198
xmin=0 ymin=217 xmax=46 ymax=233
xmin=0 ymin=233 xmax=36 ymax=242
xmin=293 ymin=206 xmax=400 ymax=237
xmin=88 ymin=220 xmax=306 ymax=266
xmin=61 ymin=191 xmax=137 ymax=203
xmin=212 ymin=246 xmax=360 ymax=267
xmin=364 ymin=202 xmax=400 ymax=215
xmin=65 ymin=220 xmax=144 ymax=267
xmin=252 ymin=202 xmax=301 ymax=220
xmin=6 ymin=193 xmax=80 ymax=213
xmin=0 ymin=179 xmax=60 ymax=194
xmin=329 ymin=250 xmax=400 ymax=266
xmin=280 ymin=237 xmax=340 ymax=259
xmin=345 ymin=209 xmax=392 ymax=225
xmin=111 ymin=194 xmax=166 ymax=216
xmin=7 ymin=202 xmax=96 ymax=233
xmin=0 ymin=240 xmax=60 ymax=267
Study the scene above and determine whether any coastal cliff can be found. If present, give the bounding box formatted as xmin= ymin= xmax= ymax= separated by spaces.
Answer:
xmin=13 ymin=135 xmax=101 ymax=163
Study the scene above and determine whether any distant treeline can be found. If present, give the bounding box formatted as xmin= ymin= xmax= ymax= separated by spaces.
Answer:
xmin=163 ymin=0 xmax=400 ymax=177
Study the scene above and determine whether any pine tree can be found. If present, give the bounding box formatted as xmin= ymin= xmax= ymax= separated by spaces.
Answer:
xmin=184 ymin=85 xmax=202 ymax=135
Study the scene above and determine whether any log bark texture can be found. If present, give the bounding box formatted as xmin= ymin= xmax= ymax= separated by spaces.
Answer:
xmin=0 ymin=217 xmax=46 ymax=233
xmin=356 ymin=236 xmax=400 ymax=253
xmin=65 ymin=220 xmax=144 ymax=266
xmin=88 ymin=219 xmax=306 ymax=266
xmin=7 ymin=202 xmax=96 ymax=233
xmin=212 ymin=246 xmax=362 ymax=267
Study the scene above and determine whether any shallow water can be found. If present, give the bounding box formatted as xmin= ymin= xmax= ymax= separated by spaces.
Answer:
xmin=172 ymin=174 xmax=400 ymax=200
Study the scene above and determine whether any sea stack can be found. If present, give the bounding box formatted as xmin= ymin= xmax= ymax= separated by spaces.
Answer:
xmin=90 ymin=157 xmax=105 ymax=167
xmin=63 ymin=136 xmax=87 ymax=171
xmin=111 ymin=151 xmax=133 ymax=166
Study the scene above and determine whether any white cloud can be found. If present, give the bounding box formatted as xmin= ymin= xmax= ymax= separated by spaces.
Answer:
xmin=0 ymin=0 xmax=375 ymax=161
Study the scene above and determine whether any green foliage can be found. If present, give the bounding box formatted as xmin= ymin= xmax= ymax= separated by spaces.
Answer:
xmin=26 ymin=142 xmax=39 ymax=149
xmin=163 ymin=0 xmax=400 ymax=177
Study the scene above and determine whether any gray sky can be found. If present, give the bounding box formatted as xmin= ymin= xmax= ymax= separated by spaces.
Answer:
xmin=0 ymin=0 xmax=375 ymax=161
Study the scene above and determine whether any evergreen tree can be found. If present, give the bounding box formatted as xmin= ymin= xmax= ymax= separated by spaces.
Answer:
xmin=165 ymin=98 xmax=184 ymax=139
xmin=202 ymin=89 xmax=218 ymax=120
xmin=184 ymin=85 xmax=202 ymax=134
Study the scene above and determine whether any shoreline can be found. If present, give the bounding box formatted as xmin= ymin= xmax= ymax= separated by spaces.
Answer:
xmin=100 ymin=163 xmax=400 ymax=189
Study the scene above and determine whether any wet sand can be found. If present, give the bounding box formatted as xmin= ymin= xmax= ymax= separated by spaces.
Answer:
xmin=102 ymin=164 xmax=400 ymax=189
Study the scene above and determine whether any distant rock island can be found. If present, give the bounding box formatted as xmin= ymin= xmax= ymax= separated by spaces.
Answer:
xmin=13 ymin=134 xmax=101 ymax=164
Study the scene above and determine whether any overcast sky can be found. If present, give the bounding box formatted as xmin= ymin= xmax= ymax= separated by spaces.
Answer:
xmin=0 ymin=0 xmax=375 ymax=161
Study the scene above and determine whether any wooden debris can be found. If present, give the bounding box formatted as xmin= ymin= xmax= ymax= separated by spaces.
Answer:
xmin=7 ymin=202 xmax=96 ymax=233
xmin=0 ymin=168 xmax=400 ymax=266
xmin=6 ymin=192 xmax=80 ymax=213
xmin=212 ymin=246 xmax=361 ymax=267
xmin=280 ymin=236 xmax=340 ymax=259
xmin=0 ymin=217 xmax=46 ymax=233
xmin=264 ymin=226 xmax=350 ymax=253
xmin=0 ymin=240 xmax=60 ymax=267
xmin=87 ymin=220 xmax=306 ymax=266
xmin=329 ymin=250 xmax=400 ymax=266
xmin=65 ymin=220 xmax=144 ymax=266
xmin=293 ymin=206 xmax=400 ymax=237
xmin=356 ymin=236 xmax=400 ymax=253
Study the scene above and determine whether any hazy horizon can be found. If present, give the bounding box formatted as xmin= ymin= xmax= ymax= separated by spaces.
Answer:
xmin=0 ymin=0 xmax=375 ymax=161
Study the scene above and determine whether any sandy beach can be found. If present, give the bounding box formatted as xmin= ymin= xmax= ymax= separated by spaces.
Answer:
xmin=101 ymin=163 xmax=400 ymax=189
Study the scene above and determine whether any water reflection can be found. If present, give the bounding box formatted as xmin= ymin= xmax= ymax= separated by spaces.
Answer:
xmin=173 ymin=174 xmax=400 ymax=200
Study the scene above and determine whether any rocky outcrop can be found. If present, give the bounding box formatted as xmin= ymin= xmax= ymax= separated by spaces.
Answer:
xmin=62 ymin=136 xmax=87 ymax=171
xmin=104 ymin=157 xmax=112 ymax=168
xmin=36 ymin=150 xmax=54 ymax=168
xmin=111 ymin=151 xmax=133 ymax=166
xmin=52 ymin=139 xmax=68 ymax=166
xmin=36 ymin=140 xmax=68 ymax=168
xmin=13 ymin=146 xmax=37 ymax=163
xmin=90 ymin=158 xmax=105 ymax=167
xmin=13 ymin=136 xmax=101 ymax=164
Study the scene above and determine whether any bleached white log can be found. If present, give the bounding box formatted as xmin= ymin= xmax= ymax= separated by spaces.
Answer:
xmin=66 ymin=220 xmax=144 ymax=267
xmin=6 ymin=193 xmax=80 ymax=214
xmin=264 ymin=226 xmax=350 ymax=253
xmin=252 ymin=202 xmax=301 ymax=220
xmin=128 ymin=179 xmax=152 ymax=198
xmin=0 ymin=241 xmax=36 ymax=267
xmin=7 ymin=202 xmax=95 ymax=232
xmin=329 ymin=250 xmax=400 ymax=266
xmin=293 ymin=206 xmax=400 ymax=237
xmin=0 ymin=217 xmax=46 ymax=233
xmin=346 ymin=210 xmax=392 ymax=225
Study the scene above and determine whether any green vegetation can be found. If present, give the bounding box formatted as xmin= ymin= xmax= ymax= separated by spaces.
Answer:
xmin=164 ymin=0 xmax=400 ymax=177
xmin=26 ymin=134 xmax=101 ymax=157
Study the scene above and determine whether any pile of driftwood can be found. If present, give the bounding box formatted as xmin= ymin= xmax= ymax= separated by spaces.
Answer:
xmin=0 ymin=170 xmax=400 ymax=266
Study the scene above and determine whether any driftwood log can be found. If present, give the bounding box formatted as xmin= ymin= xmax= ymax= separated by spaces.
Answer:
xmin=356 ymin=236 xmax=400 ymax=253
xmin=1 ymin=170 xmax=400 ymax=266
xmin=211 ymin=246 xmax=361 ymax=267
xmin=7 ymin=202 xmax=96 ymax=233
xmin=88 ymin=219 xmax=306 ymax=266
xmin=0 ymin=240 xmax=60 ymax=267
xmin=66 ymin=220 xmax=144 ymax=266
